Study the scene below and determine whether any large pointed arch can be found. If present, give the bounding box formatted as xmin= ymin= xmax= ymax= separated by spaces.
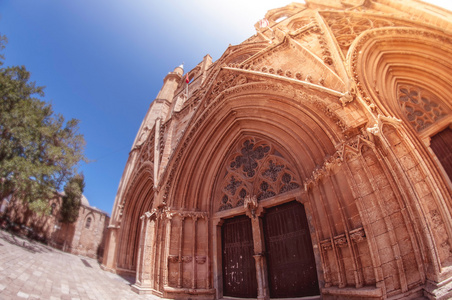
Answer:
xmin=115 ymin=164 xmax=155 ymax=274
xmin=162 ymin=78 xmax=352 ymax=212
xmin=350 ymin=26 xmax=452 ymax=284
xmin=157 ymin=78 xmax=361 ymax=298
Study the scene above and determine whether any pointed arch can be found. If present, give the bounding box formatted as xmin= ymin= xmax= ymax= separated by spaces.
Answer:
xmin=84 ymin=213 xmax=95 ymax=229
xmin=162 ymin=80 xmax=352 ymax=212
xmin=115 ymin=164 xmax=155 ymax=274
xmin=351 ymin=27 xmax=452 ymax=283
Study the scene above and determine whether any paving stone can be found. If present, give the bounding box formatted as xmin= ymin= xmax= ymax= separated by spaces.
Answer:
xmin=0 ymin=230 xmax=162 ymax=300
xmin=16 ymin=291 xmax=29 ymax=298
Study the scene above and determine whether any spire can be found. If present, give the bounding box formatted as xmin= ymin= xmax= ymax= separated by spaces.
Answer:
xmin=174 ymin=64 xmax=184 ymax=76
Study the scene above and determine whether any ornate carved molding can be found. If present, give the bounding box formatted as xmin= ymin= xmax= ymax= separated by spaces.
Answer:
xmin=350 ymin=27 xmax=452 ymax=110
xmin=349 ymin=227 xmax=366 ymax=243
xmin=321 ymin=11 xmax=412 ymax=55
xmin=142 ymin=208 xmax=208 ymax=221
xmin=244 ymin=195 xmax=258 ymax=218
xmin=195 ymin=256 xmax=206 ymax=264
xmin=161 ymin=77 xmax=349 ymax=202
xmin=320 ymin=239 xmax=333 ymax=251
xmin=320 ymin=227 xmax=366 ymax=252
xmin=168 ymin=255 xmax=179 ymax=263
xmin=211 ymin=71 xmax=253 ymax=97
xmin=181 ymin=256 xmax=192 ymax=263
xmin=366 ymin=114 xmax=402 ymax=137
xmin=339 ymin=89 xmax=355 ymax=107
xmin=304 ymin=152 xmax=342 ymax=191
xmin=311 ymin=100 xmax=349 ymax=134
xmin=167 ymin=255 xmax=196 ymax=263
xmin=334 ymin=234 xmax=348 ymax=248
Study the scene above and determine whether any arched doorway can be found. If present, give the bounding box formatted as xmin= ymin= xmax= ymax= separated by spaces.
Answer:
xmin=217 ymin=136 xmax=320 ymax=298
xmin=220 ymin=200 xmax=319 ymax=299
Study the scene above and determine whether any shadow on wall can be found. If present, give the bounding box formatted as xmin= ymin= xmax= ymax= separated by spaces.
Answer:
xmin=0 ymin=228 xmax=54 ymax=254
xmin=50 ymin=221 xmax=76 ymax=252
xmin=1 ymin=196 xmax=110 ymax=261
xmin=1 ymin=207 xmax=52 ymax=244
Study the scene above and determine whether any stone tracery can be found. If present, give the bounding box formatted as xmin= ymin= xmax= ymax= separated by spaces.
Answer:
xmin=321 ymin=12 xmax=401 ymax=55
xmin=397 ymin=84 xmax=448 ymax=132
xmin=219 ymin=137 xmax=301 ymax=211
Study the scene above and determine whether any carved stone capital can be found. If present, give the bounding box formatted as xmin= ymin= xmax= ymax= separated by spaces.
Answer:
xmin=244 ymin=195 xmax=259 ymax=218
xmin=366 ymin=123 xmax=380 ymax=136
xmin=182 ymin=256 xmax=193 ymax=263
xmin=349 ymin=227 xmax=366 ymax=243
xmin=195 ymin=256 xmax=206 ymax=264
xmin=168 ymin=255 xmax=179 ymax=263
xmin=334 ymin=235 xmax=348 ymax=248
xmin=339 ymin=90 xmax=355 ymax=107
xmin=320 ymin=239 xmax=333 ymax=251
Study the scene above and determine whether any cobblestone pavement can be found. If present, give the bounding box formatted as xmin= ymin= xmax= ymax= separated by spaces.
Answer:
xmin=0 ymin=230 xmax=163 ymax=300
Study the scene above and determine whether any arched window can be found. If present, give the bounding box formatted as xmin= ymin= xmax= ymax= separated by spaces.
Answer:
xmin=397 ymin=84 xmax=452 ymax=183
xmin=50 ymin=203 xmax=57 ymax=215
xmin=397 ymin=84 xmax=448 ymax=133
xmin=218 ymin=137 xmax=300 ymax=212
xmin=85 ymin=217 xmax=92 ymax=229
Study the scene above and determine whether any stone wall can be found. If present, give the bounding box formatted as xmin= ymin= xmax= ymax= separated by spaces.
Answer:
xmin=1 ymin=195 xmax=109 ymax=260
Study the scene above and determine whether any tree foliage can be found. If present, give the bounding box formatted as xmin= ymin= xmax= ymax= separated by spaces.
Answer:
xmin=60 ymin=174 xmax=85 ymax=223
xmin=0 ymin=35 xmax=88 ymax=214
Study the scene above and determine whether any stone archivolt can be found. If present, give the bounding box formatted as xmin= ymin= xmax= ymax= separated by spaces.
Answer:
xmin=103 ymin=1 xmax=452 ymax=299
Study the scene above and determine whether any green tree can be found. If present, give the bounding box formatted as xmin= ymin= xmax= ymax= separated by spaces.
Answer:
xmin=0 ymin=35 xmax=88 ymax=214
xmin=60 ymin=174 xmax=85 ymax=223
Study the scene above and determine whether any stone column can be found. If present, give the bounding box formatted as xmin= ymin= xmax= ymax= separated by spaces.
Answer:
xmin=163 ymin=212 xmax=173 ymax=287
xmin=135 ymin=215 xmax=146 ymax=286
xmin=101 ymin=226 xmax=119 ymax=272
xmin=250 ymin=217 xmax=269 ymax=300
xmin=132 ymin=212 xmax=154 ymax=294
xmin=245 ymin=196 xmax=269 ymax=300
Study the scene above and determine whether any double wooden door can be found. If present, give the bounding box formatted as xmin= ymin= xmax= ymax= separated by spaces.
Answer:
xmin=222 ymin=201 xmax=319 ymax=298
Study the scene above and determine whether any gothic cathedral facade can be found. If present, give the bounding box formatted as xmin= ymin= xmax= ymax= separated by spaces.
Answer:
xmin=102 ymin=1 xmax=452 ymax=299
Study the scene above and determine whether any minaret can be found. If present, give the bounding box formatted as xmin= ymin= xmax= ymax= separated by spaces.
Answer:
xmin=132 ymin=65 xmax=183 ymax=149
xmin=155 ymin=64 xmax=183 ymax=106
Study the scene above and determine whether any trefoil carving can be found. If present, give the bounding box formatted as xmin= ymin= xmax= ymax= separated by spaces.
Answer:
xmin=398 ymin=84 xmax=448 ymax=132
xmin=218 ymin=137 xmax=301 ymax=211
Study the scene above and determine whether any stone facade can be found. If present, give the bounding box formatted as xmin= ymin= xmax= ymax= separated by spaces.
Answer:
xmin=102 ymin=0 xmax=452 ymax=299
xmin=1 ymin=194 xmax=109 ymax=260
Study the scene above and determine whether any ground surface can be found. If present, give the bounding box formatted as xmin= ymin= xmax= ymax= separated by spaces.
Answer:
xmin=0 ymin=230 xmax=161 ymax=300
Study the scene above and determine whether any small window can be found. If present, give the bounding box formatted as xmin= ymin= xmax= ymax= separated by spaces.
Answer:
xmin=50 ymin=203 xmax=57 ymax=215
xmin=85 ymin=217 xmax=92 ymax=229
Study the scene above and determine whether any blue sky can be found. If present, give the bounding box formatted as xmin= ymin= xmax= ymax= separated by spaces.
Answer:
xmin=1 ymin=0 xmax=451 ymax=214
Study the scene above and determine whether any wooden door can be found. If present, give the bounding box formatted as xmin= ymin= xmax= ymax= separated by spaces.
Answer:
xmin=430 ymin=127 xmax=452 ymax=182
xmin=263 ymin=201 xmax=319 ymax=298
xmin=222 ymin=215 xmax=257 ymax=298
